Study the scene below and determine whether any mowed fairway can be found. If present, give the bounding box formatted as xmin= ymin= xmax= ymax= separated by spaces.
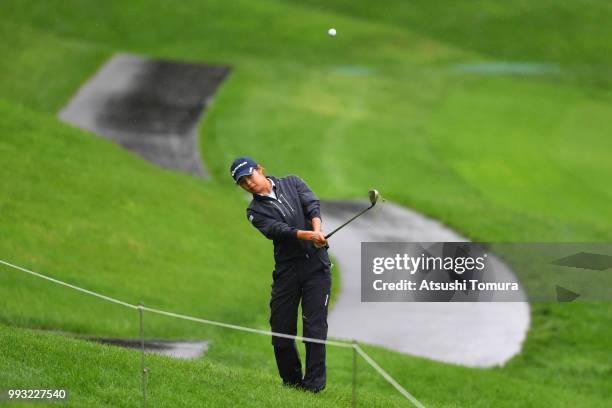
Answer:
xmin=1 ymin=1 xmax=611 ymax=406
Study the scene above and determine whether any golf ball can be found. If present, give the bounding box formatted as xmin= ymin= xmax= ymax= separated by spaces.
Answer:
xmin=328 ymin=28 xmax=336 ymax=37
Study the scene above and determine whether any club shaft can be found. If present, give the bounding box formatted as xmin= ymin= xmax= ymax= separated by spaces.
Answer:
xmin=325 ymin=205 xmax=372 ymax=239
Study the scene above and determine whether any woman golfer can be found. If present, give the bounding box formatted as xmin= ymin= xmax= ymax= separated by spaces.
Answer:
xmin=230 ymin=156 xmax=332 ymax=392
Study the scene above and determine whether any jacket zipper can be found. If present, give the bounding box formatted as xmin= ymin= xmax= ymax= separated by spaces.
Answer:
xmin=270 ymin=201 xmax=286 ymax=218
xmin=272 ymin=182 xmax=293 ymax=215
xmin=263 ymin=179 xmax=292 ymax=218
xmin=279 ymin=193 xmax=295 ymax=213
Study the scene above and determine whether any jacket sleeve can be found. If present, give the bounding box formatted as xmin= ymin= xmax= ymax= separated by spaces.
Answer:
xmin=247 ymin=208 xmax=298 ymax=241
xmin=292 ymin=175 xmax=321 ymax=220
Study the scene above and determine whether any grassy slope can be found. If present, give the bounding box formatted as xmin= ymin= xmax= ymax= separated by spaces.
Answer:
xmin=1 ymin=0 xmax=611 ymax=406
xmin=0 ymin=323 xmax=409 ymax=408
xmin=283 ymin=0 xmax=612 ymax=65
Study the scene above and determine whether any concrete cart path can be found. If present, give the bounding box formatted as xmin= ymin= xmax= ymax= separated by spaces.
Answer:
xmin=321 ymin=200 xmax=530 ymax=367
xmin=59 ymin=53 xmax=230 ymax=177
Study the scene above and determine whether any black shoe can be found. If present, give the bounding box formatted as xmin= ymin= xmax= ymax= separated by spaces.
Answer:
xmin=298 ymin=383 xmax=325 ymax=393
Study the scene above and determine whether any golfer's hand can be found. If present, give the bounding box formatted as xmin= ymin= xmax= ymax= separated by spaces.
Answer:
xmin=311 ymin=231 xmax=327 ymax=247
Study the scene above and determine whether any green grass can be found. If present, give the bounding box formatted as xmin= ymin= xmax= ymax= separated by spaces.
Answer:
xmin=284 ymin=0 xmax=612 ymax=65
xmin=0 ymin=323 xmax=410 ymax=407
xmin=1 ymin=0 xmax=611 ymax=406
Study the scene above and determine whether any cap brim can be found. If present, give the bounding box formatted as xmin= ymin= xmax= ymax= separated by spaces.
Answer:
xmin=234 ymin=166 xmax=254 ymax=183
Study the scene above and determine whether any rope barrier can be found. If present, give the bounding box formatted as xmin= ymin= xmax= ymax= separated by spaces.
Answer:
xmin=0 ymin=258 xmax=425 ymax=407
xmin=141 ymin=305 xmax=352 ymax=348
xmin=354 ymin=344 xmax=425 ymax=408
xmin=0 ymin=259 xmax=138 ymax=310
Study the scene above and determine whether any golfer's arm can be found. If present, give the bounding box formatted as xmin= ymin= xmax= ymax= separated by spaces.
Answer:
xmin=297 ymin=230 xmax=317 ymax=241
xmin=311 ymin=217 xmax=322 ymax=232
xmin=296 ymin=217 xmax=323 ymax=241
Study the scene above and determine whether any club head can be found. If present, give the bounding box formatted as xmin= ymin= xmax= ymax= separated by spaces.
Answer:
xmin=368 ymin=189 xmax=380 ymax=207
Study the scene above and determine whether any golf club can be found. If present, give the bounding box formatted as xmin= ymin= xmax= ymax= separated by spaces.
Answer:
xmin=324 ymin=189 xmax=380 ymax=239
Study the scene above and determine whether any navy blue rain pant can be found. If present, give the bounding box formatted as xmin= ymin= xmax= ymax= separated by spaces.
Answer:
xmin=270 ymin=254 xmax=331 ymax=389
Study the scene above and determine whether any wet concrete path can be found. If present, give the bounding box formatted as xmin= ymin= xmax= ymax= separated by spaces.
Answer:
xmin=321 ymin=200 xmax=530 ymax=367
xmin=90 ymin=337 xmax=209 ymax=360
xmin=59 ymin=53 xmax=230 ymax=177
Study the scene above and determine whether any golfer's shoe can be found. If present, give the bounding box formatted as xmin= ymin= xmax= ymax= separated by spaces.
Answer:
xmin=298 ymin=383 xmax=325 ymax=393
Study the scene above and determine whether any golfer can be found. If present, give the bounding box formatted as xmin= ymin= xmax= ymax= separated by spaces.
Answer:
xmin=230 ymin=156 xmax=332 ymax=392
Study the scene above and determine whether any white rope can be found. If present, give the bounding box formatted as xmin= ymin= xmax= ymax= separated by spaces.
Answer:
xmin=0 ymin=259 xmax=138 ymax=310
xmin=1 ymin=257 xmax=423 ymax=405
xmin=354 ymin=344 xmax=425 ymax=408
xmin=141 ymin=305 xmax=352 ymax=348
xmin=0 ymin=258 xmax=349 ymax=348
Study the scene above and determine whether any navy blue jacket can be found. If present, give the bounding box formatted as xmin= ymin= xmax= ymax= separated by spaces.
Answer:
xmin=246 ymin=175 xmax=331 ymax=267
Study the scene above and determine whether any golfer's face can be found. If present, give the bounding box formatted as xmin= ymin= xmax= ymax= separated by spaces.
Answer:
xmin=238 ymin=169 xmax=268 ymax=194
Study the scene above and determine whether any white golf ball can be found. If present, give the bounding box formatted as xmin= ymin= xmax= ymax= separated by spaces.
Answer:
xmin=328 ymin=28 xmax=336 ymax=37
